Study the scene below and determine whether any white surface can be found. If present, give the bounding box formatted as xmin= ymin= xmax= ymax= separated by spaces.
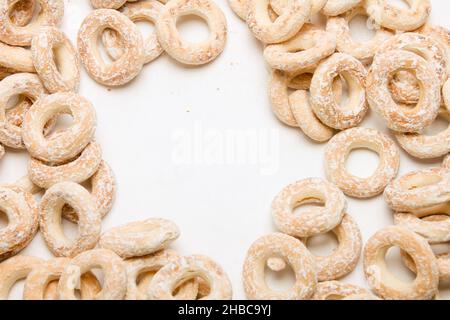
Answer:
xmin=4 ymin=0 xmax=450 ymax=299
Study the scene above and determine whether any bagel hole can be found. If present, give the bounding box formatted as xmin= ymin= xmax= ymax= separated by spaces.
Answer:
xmin=389 ymin=70 xmax=420 ymax=108
xmin=387 ymin=0 xmax=411 ymax=10
xmin=0 ymin=210 xmax=9 ymax=228
xmin=264 ymin=262 xmax=296 ymax=292
xmin=421 ymin=115 xmax=449 ymax=136
xmin=385 ymin=247 xmax=416 ymax=283
xmin=430 ymin=242 xmax=450 ymax=256
xmin=336 ymin=72 xmax=365 ymax=113
xmin=85 ymin=268 xmax=104 ymax=289
xmin=349 ymin=14 xmax=376 ymax=42
xmin=400 ymin=174 xmax=442 ymax=191
xmin=292 ymin=197 xmax=325 ymax=216
xmin=98 ymin=29 xmax=117 ymax=65
xmin=304 ymin=232 xmax=339 ymax=257
xmin=323 ymin=293 xmax=347 ymax=300
xmin=176 ymin=15 xmax=210 ymax=43
xmin=345 ymin=148 xmax=379 ymax=179
xmin=52 ymin=44 xmax=76 ymax=82
xmin=136 ymin=270 xmax=156 ymax=294
xmin=60 ymin=217 xmax=79 ymax=242
xmin=44 ymin=113 xmax=75 ymax=139
xmin=8 ymin=0 xmax=39 ymax=26
xmin=134 ymin=20 xmax=157 ymax=43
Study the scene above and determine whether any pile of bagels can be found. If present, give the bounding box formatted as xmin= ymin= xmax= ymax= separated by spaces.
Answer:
xmin=0 ymin=0 xmax=232 ymax=300
xmin=234 ymin=0 xmax=450 ymax=300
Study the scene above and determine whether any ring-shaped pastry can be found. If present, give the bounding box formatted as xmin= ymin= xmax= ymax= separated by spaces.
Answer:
xmin=395 ymin=108 xmax=450 ymax=159
xmin=156 ymin=0 xmax=227 ymax=65
xmin=22 ymin=92 xmax=97 ymax=164
xmin=324 ymin=127 xmax=400 ymax=198
xmin=384 ymin=167 xmax=450 ymax=213
xmin=0 ymin=73 xmax=46 ymax=149
xmin=125 ymin=249 xmax=198 ymax=300
xmin=246 ymin=0 xmax=312 ymax=44
xmin=28 ymin=141 xmax=102 ymax=189
xmin=242 ymin=233 xmax=316 ymax=300
xmin=31 ymin=26 xmax=80 ymax=93
xmin=0 ymin=0 xmax=64 ymax=46
xmin=39 ymin=182 xmax=101 ymax=257
xmin=98 ymin=218 xmax=180 ymax=259
xmin=310 ymin=53 xmax=368 ymax=130
xmin=78 ymin=9 xmax=144 ymax=86
xmin=365 ymin=0 xmax=430 ymax=32
xmin=272 ymin=178 xmax=346 ymax=237
xmin=102 ymin=1 xmax=164 ymax=65
xmin=367 ymin=50 xmax=441 ymax=133
xmin=148 ymin=254 xmax=232 ymax=300
xmin=264 ymin=24 xmax=336 ymax=74
xmin=58 ymin=249 xmax=127 ymax=300
xmin=23 ymin=258 xmax=101 ymax=300
xmin=363 ymin=226 xmax=439 ymax=300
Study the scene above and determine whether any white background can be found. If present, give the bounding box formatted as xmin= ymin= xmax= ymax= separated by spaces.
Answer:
xmin=4 ymin=0 xmax=450 ymax=299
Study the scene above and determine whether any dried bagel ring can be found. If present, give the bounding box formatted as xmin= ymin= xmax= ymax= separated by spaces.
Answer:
xmin=156 ymin=0 xmax=227 ymax=65
xmin=90 ymin=0 xmax=126 ymax=9
xmin=28 ymin=141 xmax=102 ymax=189
xmin=402 ymin=250 xmax=450 ymax=282
xmin=58 ymin=249 xmax=127 ymax=300
xmin=99 ymin=218 xmax=180 ymax=259
xmin=78 ymin=9 xmax=144 ymax=86
xmin=394 ymin=208 xmax=450 ymax=244
xmin=270 ymin=0 xmax=327 ymax=18
xmin=243 ymin=233 xmax=316 ymax=300
xmin=0 ymin=42 xmax=35 ymax=73
xmin=326 ymin=6 xmax=393 ymax=62
xmin=23 ymin=258 xmax=101 ymax=300
xmin=325 ymin=127 xmax=400 ymax=198
xmin=289 ymin=90 xmax=335 ymax=142
xmin=125 ymin=249 xmax=198 ymax=300
xmin=312 ymin=281 xmax=373 ymax=300
xmin=363 ymin=226 xmax=439 ymax=300
xmin=9 ymin=0 xmax=35 ymax=26
xmin=0 ymin=73 xmax=46 ymax=149
xmin=0 ymin=0 xmax=64 ymax=46
xmin=310 ymin=53 xmax=368 ymax=130
xmin=365 ymin=0 xmax=431 ymax=32
xmin=246 ymin=0 xmax=312 ymax=44
xmin=417 ymin=24 xmax=450 ymax=76
xmin=268 ymin=69 xmax=342 ymax=128
xmin=62 ymin=160 xmax=116 ymax=223
xmin=31 ymin=27 xmax=80 ymax=93
xmin=395 ymin=108 xmax=450 ymax=159
xmin=264 ymin=24 xmax=336 ymax=74
xmin=367 ymin=50 xmax=440 ymax=133
xmin=102 ymin=1 xmax=164 ymax=65
xmin=22 ymin=92 xmax=97 ymax=164
xmin=0 ymin=255 xmax=43 ymax=299
xmin=384 ymin=168 xmax=450 ymax=214
xmin=149 ymin=255 xmax=232 ymax=300
xmin=0 ymin=186 xmax=39 ymax=261
xmin=302 ymin=213 xmax=362 ymax=281
xmin=272 ymin=178 xmax=346 ymax=238
xmin=39 ymin=182 xmax=101 ymax=257
xmin=322 ymin=0 xmax=362 ymax=16
xmin=379 ymin=33 xmax=448 ymax=90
